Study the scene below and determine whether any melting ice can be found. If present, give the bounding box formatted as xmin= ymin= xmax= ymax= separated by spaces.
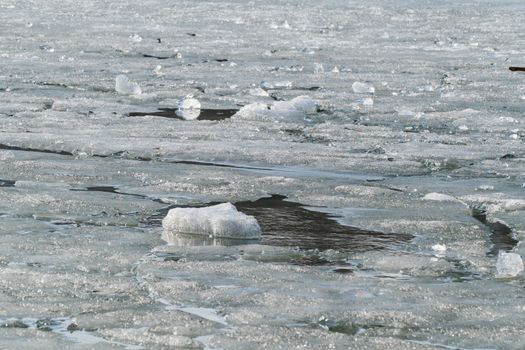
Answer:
xmin=0 ymin=0 xmax=525 ymax=349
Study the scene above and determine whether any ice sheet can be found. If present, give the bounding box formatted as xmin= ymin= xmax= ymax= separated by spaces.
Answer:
xmin=1 ymin=0 xmax=525 ymax=348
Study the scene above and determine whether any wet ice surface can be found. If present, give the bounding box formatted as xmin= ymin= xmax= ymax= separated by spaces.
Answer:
xmin=1 ymin=0 xmax=525 ymax=348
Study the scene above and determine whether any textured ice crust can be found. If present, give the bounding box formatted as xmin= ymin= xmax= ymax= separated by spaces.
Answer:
xmin=162 ymin=203 xmax=261 ymax=242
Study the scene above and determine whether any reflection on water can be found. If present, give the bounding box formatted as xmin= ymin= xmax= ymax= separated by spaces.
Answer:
xmin=162 ymin=232 xmax=259 ymax=247
xmin=175 ymin=108 xmax=200 ymax=120
xmin=236 ymin=195 xmax=411 ymax=252
xmin=471 ymin=207 xmax=518 ymax=256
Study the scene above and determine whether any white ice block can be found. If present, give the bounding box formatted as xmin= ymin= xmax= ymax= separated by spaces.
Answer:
xmin=162 ymin=203 xmax=261 ymax=242
xmin=352 ymin=81 xmax=375 ymax=94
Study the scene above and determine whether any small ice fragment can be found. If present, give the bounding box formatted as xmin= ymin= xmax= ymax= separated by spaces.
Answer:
xmin=39 ymin=45 xmax=54 ymax=53
xmin=162 ymin=203 xmax=261 ymax=241
xmin=314 ymin=63 xmax=324 ymax=74
xmin=289 ymin=95 xmax=318 ymax=113
xmin=129 ymin=34 xmax=142 ymax=43
xmin=458 ymin=125 xmax=469 ymax=131
xmin=352 ymin=82 xmax=375 ymax=94
xmin=260 ymin=81 xmax=274 ymax=89
xmin=271 ymin=95 xmax=318 ymax=115
xmin=302 ymin=47 xmax=315 ymax=55
xmin=270 ymin=20 xmax=290 ymax=29
xmin=177 ymin=95 xmax=201 ymax=110
xmin=115 ymin=75 xmax=141 ymax=95
xmin=398 ymin=109 xmax=416 ymax=117
xmin=496 ymin=251 xmax=523 ymax=278
xmin=361 ymin=98 xmax=374 ymax=106
xmin=331 ymin=66 xmax=339 ymax=73
xmin=510 ymin=134 xmax=519 ymax=140
xmin=176 ymin=95 xmax=201 ymax=120
xmin=423 ymin=193 xmax=458 ymax=202
xmin=153 ymin=65 xmax=162 ymax=75
xmin=249 ymin=88 xmax=269 ymax=97
xmin=274 ymin=81 xmax=293 ymax=89
xmin=432 ymin=244 xmax=447 ymax=253
xmin=234 ymin=102 xmax=269 ymax=117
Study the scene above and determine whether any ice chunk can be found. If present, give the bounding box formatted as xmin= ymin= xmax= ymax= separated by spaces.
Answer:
xmin=162 ymin=203 xmax=261 ymax=242
xmin=361 ymin=98 xmax=374 ymax=106
xmin=476 ymin=185 xmax=494 ymax=191
xmin=233 ymin=102 xmax=269 ymax=118
xmin=352 ymin=81 xmax=375 ymax=94
xmin=274 ymin=81 xmax=293 ymax=89
xmin=432 ymin=244 xmax=447 ymax=253
xmin=270 ymin=20 xmax=290 ymax=29
xmin=129 ymin=34 xmax=142 ymax=43
xmin=248 ymin=87 xmax=269 ymax=97
xmin=153 ymin=65 xmax=163 ymax=76
xmin=496 ymin=251 xmax=523 ymax=278
xmin=271 ymin=95 xmax=318 ymax=114
xmin=115 ymin=75 xmax=141 ymax=95
xmin=422 ymin=193 xmax=463 ymax=204
xmin=177 ymin=96 xmax=201 ymax=110
xmin=233 ymin=96 xmax=318 ymax=122
xmin=397 ymin=109 xmax=416 ymax=117
xmin=176 ymin=96 xmax=201 ymax=120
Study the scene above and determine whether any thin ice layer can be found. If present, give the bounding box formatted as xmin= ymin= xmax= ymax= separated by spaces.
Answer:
xmin=162 ymin=203 xmax=261 ymax=241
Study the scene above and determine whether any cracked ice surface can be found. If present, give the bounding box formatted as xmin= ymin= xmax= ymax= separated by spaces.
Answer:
xmin=1 ymin=0 xmax=525 ymax=349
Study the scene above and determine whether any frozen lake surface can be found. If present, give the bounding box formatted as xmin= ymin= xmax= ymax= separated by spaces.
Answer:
xmin=1 ymin=0 xmax=525 ymax=348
